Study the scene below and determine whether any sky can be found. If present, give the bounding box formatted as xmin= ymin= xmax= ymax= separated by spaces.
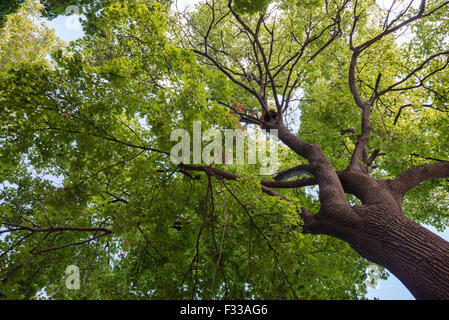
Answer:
xmin=41 ymin=0 xmax=448 ymax=300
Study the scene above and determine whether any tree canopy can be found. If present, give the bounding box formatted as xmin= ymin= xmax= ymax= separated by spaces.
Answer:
xmin=0 ymin=0 xmax=448 ymax=300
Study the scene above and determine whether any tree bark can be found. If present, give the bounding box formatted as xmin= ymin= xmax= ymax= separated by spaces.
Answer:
xmin=303 ymin=173 xmax=449 ymax=300
xmin=353 ymin=208 xmax=449 ymax=300
xmin=257 ymin=117 xmax=449 ymax=300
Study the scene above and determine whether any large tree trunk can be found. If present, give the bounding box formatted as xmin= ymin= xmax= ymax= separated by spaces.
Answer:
xmin=271 ymin=124 xmax=449 ymax=300
xmin=353 ymin=206 xmax=449 ymax=300
xmin=306 ymin=173 xmax=449 ymax=300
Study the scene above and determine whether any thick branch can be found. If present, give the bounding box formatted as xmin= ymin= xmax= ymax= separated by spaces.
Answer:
xmin=391 ymin=162 xmax=449 ymax=196
xmin=273 ymin=164 xmax=312 ymax=181
xmin=275 ymin=126 xmax=348 ymax=207
xmin=348 ymin=103 xmax=371 ymax=171
xmin=178 ymin=163 xmax=290 ymax=200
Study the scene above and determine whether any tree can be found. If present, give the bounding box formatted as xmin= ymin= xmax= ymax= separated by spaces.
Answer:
xmin=0 ymin=0 xmax=93 ymax=28
xmin=0 ymin=0 xmax=448 ymax=300
xmin=0 ymin=0 xmax=65 ymax=72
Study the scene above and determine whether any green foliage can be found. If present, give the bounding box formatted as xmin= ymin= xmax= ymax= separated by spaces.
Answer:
xmin=0 ymin=0 xmax=94 ymax=27
xmin=0 ymin=0 xmax=24 ymax=28
xmin=233 ymin=0 xmax=271 ymax=14
xmin=0 ymin=0 xmax=65 ymax=72
xmin=1 ymin=0 xmax=447 ymax=300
